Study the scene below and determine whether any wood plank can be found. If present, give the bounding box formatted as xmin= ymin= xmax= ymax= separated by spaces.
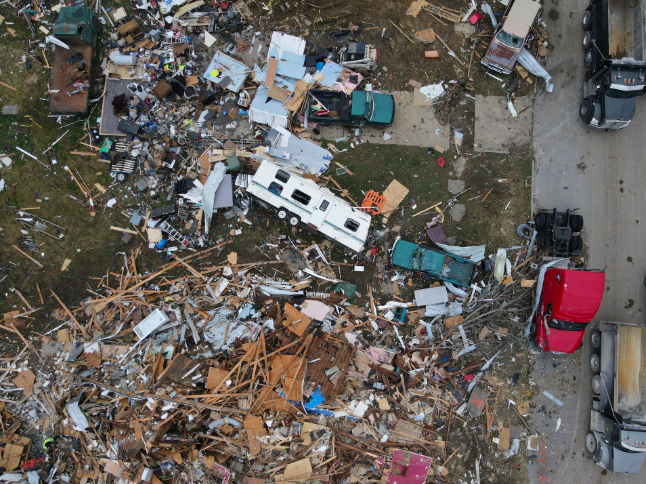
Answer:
xmin=264 ymin=58 xmax=278 ymax=88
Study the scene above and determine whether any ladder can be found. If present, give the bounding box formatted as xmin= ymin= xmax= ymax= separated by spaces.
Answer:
xmin=160 ymin=221 xmax=190 ymax=247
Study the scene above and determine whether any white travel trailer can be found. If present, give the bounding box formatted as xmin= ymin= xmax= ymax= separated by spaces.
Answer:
xmin=247 ymin=160 xmax=372 ymax=253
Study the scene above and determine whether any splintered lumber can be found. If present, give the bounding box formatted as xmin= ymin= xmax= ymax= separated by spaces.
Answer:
xmin=110 ymin=226 xmax=138 ymax=235
xmin=326 ymin=176 xmax=358 ymax=206
xmin=412 ymin=202 xmax=442 ymax=217
xmin=435 ymin=33 xmax=465 ymax=66
xmin=11 ymin=245 xmax=43 ymax=268
xmin=388 ymin=19 xmax=416 ymax=44
xmin=50 ymin=289 xmax=89 ymax=337
xmin=0 ymin=81 xmax=17 ymax=91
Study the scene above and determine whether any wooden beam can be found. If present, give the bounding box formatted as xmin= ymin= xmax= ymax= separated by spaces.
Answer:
xmin=11 ymin=245 xmax=43 ymax=268
xmin=50 ymin=289 xmax=89 ymax=337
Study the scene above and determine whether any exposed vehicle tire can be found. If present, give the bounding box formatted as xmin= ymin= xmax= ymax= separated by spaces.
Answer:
xmin=534 ymin=212 xmax=551 ymax=230
xmin=276 ymin=207 xmax=289 ymax=220
xmin=569 ymin=235 xmax=583 ymax=252
xmin=579 ymin=99 xmax=593 ymax=122
xmin=590 ymin=330 xmax=601 ymax=349
xmin=586 ymin=432 xmax=598 ymax=454
xmin=537 ymin=233 xmax=552 ymax=248
xmin=584 ymin=49 xmax=593 ymax=68
xmin=583 ymin=31 xmax=592 ymax=50
xmin=592 ymin=374 xmax=602 ymax=394
xmin=590 ymin=353 xmax=600 ymax=373
xmin=517 ymin=224 xmax=535 ymax=240
xmin=582 ymin=11 xmax=592 ymax=30
xmin=288 ymin=214 xmax=301 ymax=227
xmin=116 ymin=173 xmax=128 ymax=183
xmin=571 ymin=214 xmax=584 ymax=232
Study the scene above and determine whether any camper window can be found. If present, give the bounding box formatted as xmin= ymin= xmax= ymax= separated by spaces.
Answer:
xmin=291 ymin=190 xmax=311 ymax=206
xmin=319 ymin=200 xmax=330 ymax=211
xmin=269 ymin=182 xmax=283 ymax=195
xmin=344 ymin=219 xmax=360 ymax=232
xmin=275 ymin=169 xmax=291 ymax=183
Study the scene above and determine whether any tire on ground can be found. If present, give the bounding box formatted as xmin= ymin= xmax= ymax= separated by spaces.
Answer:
xmin=517 ymin=224 xmax=534 ymax=240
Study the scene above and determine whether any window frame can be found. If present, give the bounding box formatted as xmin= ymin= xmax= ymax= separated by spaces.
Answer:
xmin=290 ymin=189 xmax=312 ymax=206
xmin=344 ymin=218 xmax=360 ymax=232
xmin=275 ymin=169 xmax=291 ymax=183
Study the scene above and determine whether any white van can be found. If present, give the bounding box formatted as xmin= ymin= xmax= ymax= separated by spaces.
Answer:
xmin=247 ymin=160 xmax=372 ymax=254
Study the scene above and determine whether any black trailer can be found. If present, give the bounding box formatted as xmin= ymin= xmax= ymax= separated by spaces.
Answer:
xmin=579 ymin=0 xmax=646 ymax=130
xmin=534 ymin=208 xmax=584 ymax=257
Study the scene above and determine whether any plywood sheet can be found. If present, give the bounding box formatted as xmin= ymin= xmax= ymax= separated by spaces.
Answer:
xmin=264 ymin=58 xmax=278 ymax=87
xmin=381 ymin=179 xmax=409 ymax=220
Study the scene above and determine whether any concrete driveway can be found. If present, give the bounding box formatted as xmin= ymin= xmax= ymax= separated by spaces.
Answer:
xmin=530 ymin=0 xmax=646 ymax=482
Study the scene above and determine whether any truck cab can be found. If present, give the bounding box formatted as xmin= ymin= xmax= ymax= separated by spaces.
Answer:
xmin=580 ymin=0 xmax=646 ymax=130
xmin=481 ymin=0 xmax=540 ymax=74
xmin=390 ymin=238 xmax=478 ymax=287
xmin=579 ymin=65 xmax=644 ymax=130
xmin=532 ymin=267 xmax=605 ymax=353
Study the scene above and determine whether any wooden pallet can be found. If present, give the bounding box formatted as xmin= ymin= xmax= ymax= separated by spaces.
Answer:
xmin=424 ymin=4 xmax=464 ymax=23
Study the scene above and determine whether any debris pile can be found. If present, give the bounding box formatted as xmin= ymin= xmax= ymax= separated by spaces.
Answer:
xmin=1 ymin=235 xmax=543 ymax=483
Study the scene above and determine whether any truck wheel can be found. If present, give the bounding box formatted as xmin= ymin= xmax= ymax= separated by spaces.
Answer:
xmin=534 ymin=212 xmax=551 ymax=230
xmin=584 ymin=49 xmax=593 ymax=68
xmin=590 ymin=330 xmax=601 ymax=348
xmin=582 ymin=11 xmax=592 ymax=30
xmin=582 ymin=31 xmax=592 ymax=50
xmin=589 ymin=353 xmax=600 ymax=373
xmin=579 ymin=99 xmax=593 ymax=122
xmin=277 ymin=208 xmax=289 ymax=220
xmin=288 ymin=214 xmax=301 ymax=227
xmin=537 ymin=233 xmax=551 ymax=248
xmin=570 ymin=214 xmax=584 ymax=232
xmin=116 ymin=173 xmax=128 ymax=183
xmin=592 ymin=374 xmax=601 ymax=394
xmin=585 ymin=432 xmax=597 ymax=454
xmin=569 ymin=236 xmax=583 ymax=252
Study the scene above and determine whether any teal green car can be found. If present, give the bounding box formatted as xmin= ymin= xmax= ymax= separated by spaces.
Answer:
xmin=391 ymin=238 xmax=477 ymax=286
xmin=306 ymin=89 xmax=394 ymax=127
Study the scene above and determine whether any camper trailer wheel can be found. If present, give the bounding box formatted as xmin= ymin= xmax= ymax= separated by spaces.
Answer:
xmin=116 ymin=173 xmax=128 ymax=183
xmin=277 ymin=208 xmax=289 ymax=220
xmin=585 ymin=433 xmax=597 ymax=454
xmin=288 ymin=214 xmax=301 ymax=227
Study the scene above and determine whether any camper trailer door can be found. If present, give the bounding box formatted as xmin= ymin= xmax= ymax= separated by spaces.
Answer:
xmin=309 ymin=198 xmax=333 ymax=228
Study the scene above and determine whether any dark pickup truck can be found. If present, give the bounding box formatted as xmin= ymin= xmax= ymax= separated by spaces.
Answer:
xmin=390 ymin=238 xmax=478 ymax=287
xmin=306 ymin=89 xmax=394 ymax=127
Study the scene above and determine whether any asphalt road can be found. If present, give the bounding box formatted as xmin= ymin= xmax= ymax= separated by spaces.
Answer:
xmin=530 ymin=0 xmax=646 ymax=482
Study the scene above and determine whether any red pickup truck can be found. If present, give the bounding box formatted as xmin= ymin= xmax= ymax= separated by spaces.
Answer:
xmin=530 ymin=266 xmax=605 ymax=353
